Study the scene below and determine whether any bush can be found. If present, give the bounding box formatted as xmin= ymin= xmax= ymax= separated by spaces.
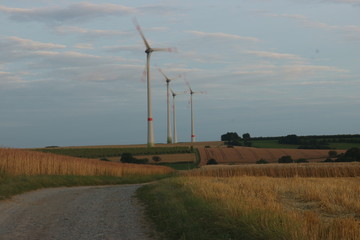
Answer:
xmin=328 ymin=150 xmax=338 ymax=158
xmin=295 ymin=158 xmax=308 ymax=163
xmin=324 ymin=158 xmax=334 ymax=163
xmin=120 ymin=153 xmax=135 ymax=163
xmin=120 ymin=153 xmax=149 ymax=164
xmin=336 ymin=148 xmax=360 ymax=162
xmin=152 ymin=156 xmax=161 ymax=163
xmin=278 ymin=155 xmax=293 ymax=163
xmin=256 ymin=159 xmax=269 ymax=164
xmin=207 ymin=159 xmax=218 ymax=165
xmin=100 ymin=158 xmax=110 ymax=162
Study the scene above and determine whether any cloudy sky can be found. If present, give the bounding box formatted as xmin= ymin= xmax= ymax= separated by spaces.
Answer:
xmin=0 ymin=0 xmax=359 ymax=148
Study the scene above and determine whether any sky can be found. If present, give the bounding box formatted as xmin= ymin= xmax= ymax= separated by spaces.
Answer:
xmin=0 ymin=0 xmax=359 ymax=148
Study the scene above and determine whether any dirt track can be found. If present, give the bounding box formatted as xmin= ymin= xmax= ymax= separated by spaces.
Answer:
xmin=0 ymin=185 xmax=156 ymax=240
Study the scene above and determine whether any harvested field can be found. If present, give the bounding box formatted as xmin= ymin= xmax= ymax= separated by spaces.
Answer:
xmin=198 ymin=146 xmax=346 ymax=165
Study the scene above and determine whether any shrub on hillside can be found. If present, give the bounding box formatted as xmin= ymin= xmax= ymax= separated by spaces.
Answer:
xmin=207 ymin=159 xmax=218 ymax=165
xmin=278 ymin=155 xmax=293 ymax=163
xmin=256 ymin=159 xmax=269 ymax=164
xmin=336 ymin=148 xmax=360 ymax=162
xmin=328 ymin=150 xmax=338 ymax=158
xmin=295 ymin=158 xmax=308 ymax=163
xmin=152 ymin=156 xmax=161 ymax=163
xmin=120 ymin=153 xmax=149 ymax=164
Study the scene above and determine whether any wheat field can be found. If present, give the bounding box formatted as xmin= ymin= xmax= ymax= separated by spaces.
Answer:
xmin=187 ymin=162 xmax=360 ymax=178
xmin=179 ymin=175 xmax=360 ymax=240
xmin=0 ymin=148 xmax=173 ymax=177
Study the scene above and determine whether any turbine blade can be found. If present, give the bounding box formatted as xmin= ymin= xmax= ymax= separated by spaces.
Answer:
xmin=170 ymin=88 xmax=175 ymax=96
xmin=152 ymin=47 xmax=177 ymax=52
xmin=133 ymin=18 xmax=151 ymax=49
xmin=158 ymin=68 xmax=169 ymax=80
xmin=193 ymin=91 xmax=205 ymax=94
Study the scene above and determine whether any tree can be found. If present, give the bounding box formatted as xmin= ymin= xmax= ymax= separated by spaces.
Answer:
xmin=120 ymin=153 xmax=134 ymax=163
xmin=152 ymin=156 xmax=161 ymax=163
xmin=242 ymin=133 xmax=251 ymax=140
xmin=278 ymin=155 xmax=294 ymax=163
xmin=221 ymin=132 xmax=240 ymax=142
xmin=336 ymin=147 xmax=360 ymax=162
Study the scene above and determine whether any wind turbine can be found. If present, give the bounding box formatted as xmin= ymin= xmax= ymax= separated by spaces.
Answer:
xmin=185 ymin=80 xmax=205 ymax=143
xmin=133 ymin=19 xmax=175 ymax=147
xmin=171 ymin=89 xmax=186 ymax=144
xmin=159 ymin=69 xmax=181 ymax=144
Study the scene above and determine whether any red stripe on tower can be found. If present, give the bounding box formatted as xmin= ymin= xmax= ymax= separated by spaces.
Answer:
xmin=148 ymin=118 xmax=153 ymax=121
xmin=191 ymin=135 xmax=196 ymax=138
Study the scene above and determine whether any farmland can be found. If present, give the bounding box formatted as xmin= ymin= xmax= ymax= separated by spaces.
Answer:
xmin=139 ymin=163 xmax=360 ymax=240
xmin=197 ymin=146 xmax=346 ymax=165
xmin=0 ymin=147 xmax=173 ymax=199
xmin=33 ymin=146 xmax=193 ymax=159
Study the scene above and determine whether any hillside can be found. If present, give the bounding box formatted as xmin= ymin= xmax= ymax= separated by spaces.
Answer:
xmin=197 ymin=146 xmax=346 ymax=166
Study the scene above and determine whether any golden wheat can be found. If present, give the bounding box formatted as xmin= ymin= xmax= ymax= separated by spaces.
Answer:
xmin=0 ymin=148 xmax=173 ymax=177
xmin=185 ymin=162 xmax=360 ymax=178
xmin=179 ymin=176 xmax=360 ymax=240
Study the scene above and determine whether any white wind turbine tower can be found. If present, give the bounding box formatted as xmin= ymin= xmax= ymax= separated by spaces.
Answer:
xmin=159 ymin=69 xmax=180 ymax=144
xmin=171 ymin=88 xmax=186 ymax=144
xmin=185 ymin=79 xmax=205 ymax=143
xmin=134 ymin=19 xmax=175 ymax=147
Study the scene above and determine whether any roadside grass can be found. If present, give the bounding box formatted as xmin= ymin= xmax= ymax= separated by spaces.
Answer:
xmin=0 ymin=173 xmax=172 ymax=200
xmin=136 ymin=178 xmax=239 ymax=240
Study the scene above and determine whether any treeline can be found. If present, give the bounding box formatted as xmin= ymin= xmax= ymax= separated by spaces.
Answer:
xmin=253 ymin=134 xmax=360 ymax=142
xmin=277 ymin=134 xmax=360 ymax=149
xmin=33 ymin=147 xmax=193 ymax=159
xmin=221 ymin=132 xmax=252 ymax=147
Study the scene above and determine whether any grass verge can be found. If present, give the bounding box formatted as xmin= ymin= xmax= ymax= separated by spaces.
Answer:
xmin=0 ymin=173 xmax=172 ymax=200
xmin=136 ymin=178 xmax=289 ymax=240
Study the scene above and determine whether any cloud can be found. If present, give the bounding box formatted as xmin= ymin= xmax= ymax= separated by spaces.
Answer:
xmin=0 ymin=71 xmax=25 ymax=86
xmin=74 ymin=43 xmax=93 ymax=50
xmin=266 ymin=13 xmax=360 ymax=40
xmin=2 ymin=36 xmax=66 ymax=50
xmin=186 ymin=30 xmax=260 ymax=42
xmin=55 ymin=26 xmax=132 ymax=37
xmin=232 ymin=63 xmax=349 ymax=83
xmin=246 ymin=50 xmax=303 ymax=60
xmin=0 ymin=3 xmax=137 ymax=24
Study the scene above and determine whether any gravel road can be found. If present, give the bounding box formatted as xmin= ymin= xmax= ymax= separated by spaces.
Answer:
xmin=0 ymin=184 xmax=157 ymax=240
